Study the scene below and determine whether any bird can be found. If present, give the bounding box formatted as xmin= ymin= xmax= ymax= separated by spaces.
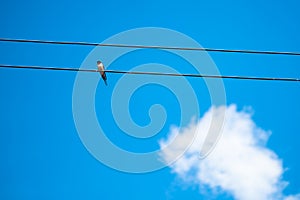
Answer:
xmin=97 ymin=60 xmax=107 ymax=86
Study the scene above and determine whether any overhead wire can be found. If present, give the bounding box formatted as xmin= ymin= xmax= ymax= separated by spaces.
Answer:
xmin=0 ymin=64 xmax=299 ymax=82
xmin=0 ymin=38 xmax=299 ymax=82
xmin=1 ymin=38 xmax=300 ymax=56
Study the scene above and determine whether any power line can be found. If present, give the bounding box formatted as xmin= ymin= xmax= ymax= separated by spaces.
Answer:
xmin=1 ymin=38 xmax=300 ymax=56
xmin=0 ymin=64 xmax=299 ymax=82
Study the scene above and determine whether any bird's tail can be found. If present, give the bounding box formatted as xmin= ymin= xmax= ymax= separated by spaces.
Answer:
xmin=101 ymin=73 xmax=108 ymax=86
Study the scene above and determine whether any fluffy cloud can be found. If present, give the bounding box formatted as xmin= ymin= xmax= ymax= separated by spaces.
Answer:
xmin=159 ymin=105 xmax=299 ymax=200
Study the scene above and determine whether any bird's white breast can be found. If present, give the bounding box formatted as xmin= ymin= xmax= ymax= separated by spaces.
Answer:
xmin=97 ymin=63 xmax=104 ymax=71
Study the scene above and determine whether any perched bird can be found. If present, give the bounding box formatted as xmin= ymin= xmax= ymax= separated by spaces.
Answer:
xmin=97 ymin=60 xmax=107 ymax=86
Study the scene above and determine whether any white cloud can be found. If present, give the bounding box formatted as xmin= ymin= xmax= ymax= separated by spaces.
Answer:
xmin=159 ymin=105 xmax=299 ymax=200
xmin=284 ymin=195 xmax=300 ymax=200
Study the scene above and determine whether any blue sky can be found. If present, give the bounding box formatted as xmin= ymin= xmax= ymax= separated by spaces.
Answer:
xmin=0 ymin=0 xmax=300 ymax=199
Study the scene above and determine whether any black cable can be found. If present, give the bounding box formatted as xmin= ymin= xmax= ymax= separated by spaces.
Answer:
xmin=0 ymin=64 xmax=299 ymax=82
xmin=1 ymin=38 xmax=300 ymax=56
